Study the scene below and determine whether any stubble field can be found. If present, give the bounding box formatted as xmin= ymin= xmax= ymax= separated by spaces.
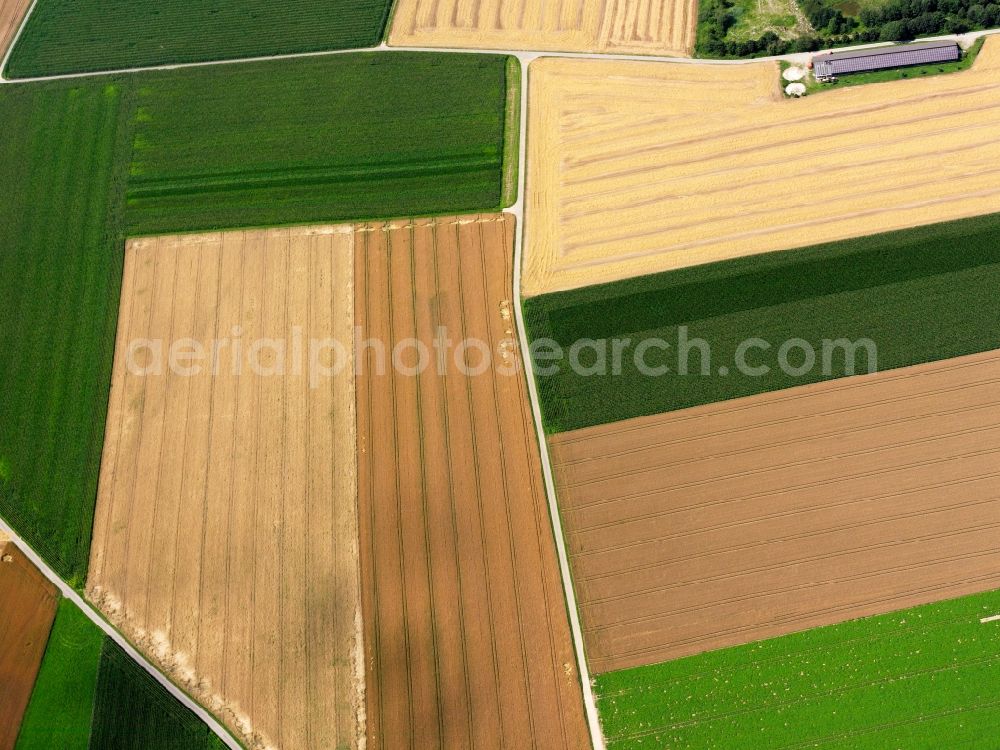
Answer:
xmin=550 ymin=350 xmax=1000 ymax=673
xmin=87 ymin=227 xmax=362 ymax=750
xmin=0 ymin=538 xmax=58 ymax=748
xmin=524 ymin=38 xmax=1000 ymax=295
xmin=388 ymin=0 xmax=696 ymax=56
xmin=355 ymin=214 xmax=590 ymax=749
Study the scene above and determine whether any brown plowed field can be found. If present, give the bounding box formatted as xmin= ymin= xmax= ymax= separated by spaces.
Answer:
xmin=0 ymin=0 xmax=31 ymax=61
xmin=550 ymin=350 xmax=1000 ymax=674
xmin=388 ymin=0 xmax=696 ymax=57
xmin=355 ymin=214 xmax=589 ymax=749
xmin=0 ymin=539 xmax=58 ymax=750
xmin=88 ymin=227 xmax=362 ymax=750
xmin=524 ymin=40 xmax=1000 ymax=295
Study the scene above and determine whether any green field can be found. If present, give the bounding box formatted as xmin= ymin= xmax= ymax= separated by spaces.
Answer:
xmin=16 ymin=599 xmax=225 ymax=748
xmin=16 ymin=600 xmax=107 ymax=749
xmin=0 ymin=79 xmax=133 ymax=584
xmin=5 ymin=0 xmax=394 ymax=78
xmin=596 ymin=589 xmax=1000 ymax=749
xmin=0 ymin=52 xmax=516 ymax=584
xmin=126 ymin=53 xmax=515 ymax=234
xmin=525 ymin=213 xmax=1000 ymax=433
xmin=90 ymin=640 xmax=226 ymax=750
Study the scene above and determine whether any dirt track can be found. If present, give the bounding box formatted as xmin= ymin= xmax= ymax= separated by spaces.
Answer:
xmin=0 ymin=539 xmax=58 ymax=749
xmin=550 ymin=350 xmax=1000 ymax=673
xmin=388 ymin=0 xmax=696 ymax=56
xmin=0 ymin=0 xmax=30 ymax=62
xmin=88 ymin=227 xmax=362 ymax=750
xmin=524 ymin=39 xmax=1000 ymax=295
xmin=355 ymin=214 xmax=589 ymax=749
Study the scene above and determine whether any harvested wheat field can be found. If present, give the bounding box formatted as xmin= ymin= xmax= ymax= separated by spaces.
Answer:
xmin=388 ymin=0 xmax=696 ymax=56
xmin=524 ymin=38 xmax=1000 ymax=295
xmin=0 ymin=538 xmax=58 ymax=749
xmin=88 ymin=227 xmax=362 ymax=750
xmin=0 ymin=0 xmax=30 ymax=62
xmin=550 ymin=350 xmax=1000 ymax=674
xmin=355 ymin=214 xmax=590 ymax=749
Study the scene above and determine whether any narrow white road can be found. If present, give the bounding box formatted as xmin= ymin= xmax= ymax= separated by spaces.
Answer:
xmin=2 ymin=4 xmax=998 ymax=748
xmin=507 ymin=52 xmax=608 ymax=750
xmin=0 ymin=516 xmax=243 ymax=750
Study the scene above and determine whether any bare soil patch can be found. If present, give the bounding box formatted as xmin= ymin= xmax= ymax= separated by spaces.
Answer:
xmin=88 ymin=226 xmax=362 ymax=750
xmin=550 ymin=350 xmax=1000 ymax=673
xmin=0 ymin=540 xmax=58 ymax=749
xmin=355 ymin=214 xmax=589 ymax=749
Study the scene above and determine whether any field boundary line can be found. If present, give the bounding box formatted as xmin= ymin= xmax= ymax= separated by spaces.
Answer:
xmin=0 ymin=0 xmax=37 ymax=80
xmin=0 ymin=515 xmax=243 ymax=750
xmin=509 ymin=54 xmax=606 ymax=750
xmin=2 ymin=29 xmax=999 ymax=84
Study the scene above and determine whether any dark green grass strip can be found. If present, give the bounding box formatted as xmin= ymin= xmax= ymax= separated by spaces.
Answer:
xmin=124 ymin=52 xmax=512 ymax=235
xmin=5 ymin=0 xmax=394 ymax=78
xmin=90 ymin=639 xmax=226 ymax=750
xmin=0 ymin=79 xmax=134 ymax=585
xmin=525 ymin=213 xmax=1000 ymax=433
xmin=595 ymin=589 xmax=1000 ymax=749
xmin=501 ymin=56 xmax=523 ymax=208
xmin=0 ymin=51 xmax=514 ymax=584
xmin=15 ymin=600 xmax=105 ymax=750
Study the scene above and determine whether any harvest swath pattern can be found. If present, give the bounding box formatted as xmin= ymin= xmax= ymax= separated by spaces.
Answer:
xmin=5 ymin=0 xmax=393 ymax=77
xmin=88 ymin=228 xmax=362 ymax=750
xmin=550 ymin=350 xmax=1000 ymax=673
xmin=0 ymin=539 xmax=58 ymax=749
xmin=125 ymin=53 xmax=514 ymax=235
xmin=596 ymin=589 xmax=1000 ymax=749
xmin=356 ymin=214 xmax=590 ymax=749
xmin=524 ymin=39 xmax=1000 ymax=295
xmin=389 ymin=0 xmax=697 ymax=55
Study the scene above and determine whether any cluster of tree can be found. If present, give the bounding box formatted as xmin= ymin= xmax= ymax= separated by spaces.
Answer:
xmin=697 ymin=0 xmax=996 ymax=58
xmin=800 ymin=0 xmax=859 ymax=34
xmin=696 ymin=0 xmax=800 ymax=56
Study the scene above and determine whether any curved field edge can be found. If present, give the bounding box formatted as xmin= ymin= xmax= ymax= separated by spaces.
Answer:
xmin=3 ymin=0 xmax=394 ymax=78
xmin=594 ymin=588 xmax=1000 ymax=749
xmin=0 ymin=51 xmax=515 ymax=584
xmin=524 ymin=211 xmax=1000 ymax=434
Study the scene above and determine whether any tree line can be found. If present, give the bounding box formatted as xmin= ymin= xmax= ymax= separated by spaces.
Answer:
xmin=697 ymin=0 xmax=997 ymax=57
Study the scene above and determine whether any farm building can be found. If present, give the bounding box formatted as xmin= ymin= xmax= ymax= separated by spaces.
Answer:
xmin=814 ymin=40 xmax=960 ymax=78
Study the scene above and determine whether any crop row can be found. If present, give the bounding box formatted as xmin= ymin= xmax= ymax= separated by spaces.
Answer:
xmin=596 ymin=588 xmax=1000 ymax=748
xmin=525 ymin=212 xmax=1000 ymax=433
xmin=5 ymin=0 xmax=394 ymax=77
xmin=0 ymin=52 xmax=516 ymax=586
